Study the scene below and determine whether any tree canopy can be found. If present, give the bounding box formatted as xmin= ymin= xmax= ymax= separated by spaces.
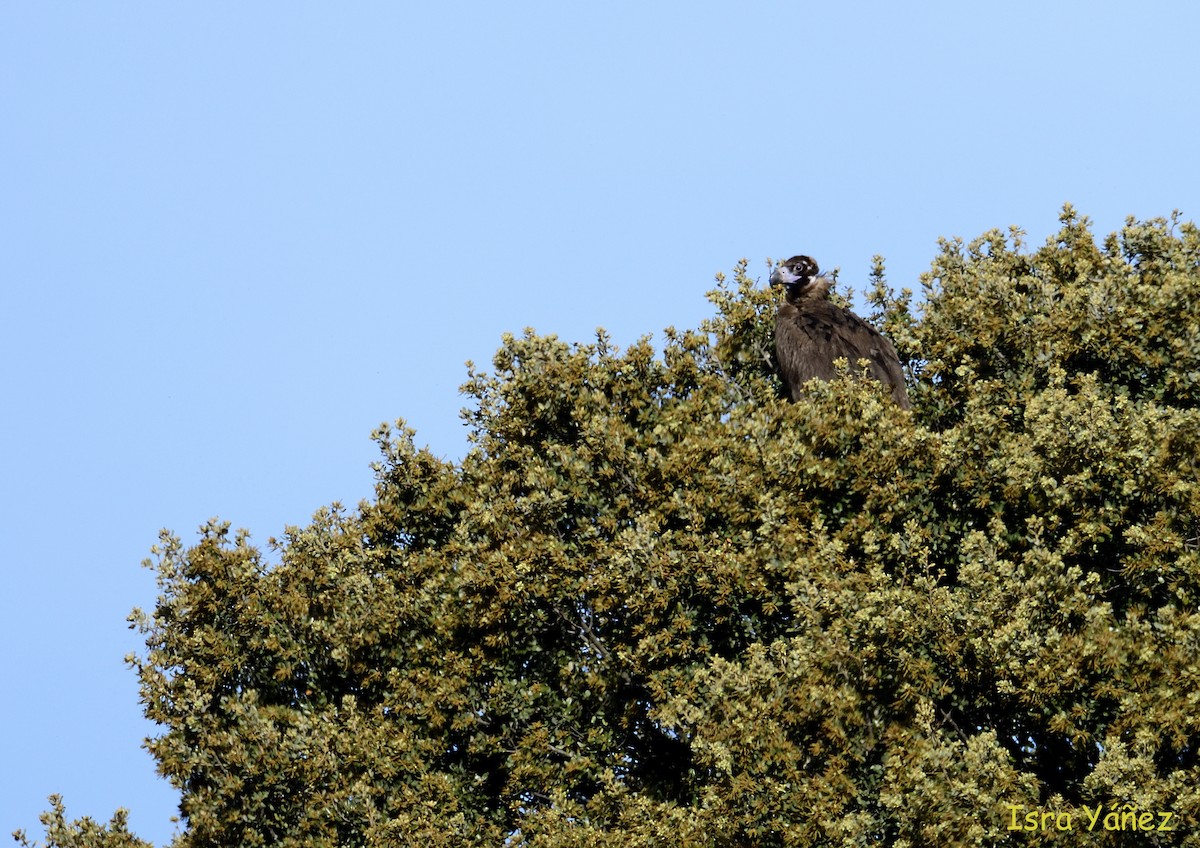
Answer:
xmin=18 ymin=207 xmax=1200 ymax=847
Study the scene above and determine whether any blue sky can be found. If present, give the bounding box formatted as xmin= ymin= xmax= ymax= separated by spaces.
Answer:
xmin=2 ymin=3 xmax=1196 ymax=844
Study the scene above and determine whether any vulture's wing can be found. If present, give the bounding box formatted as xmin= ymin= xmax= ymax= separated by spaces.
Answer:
xmin=776 ymin=300 xmax=910 ymax=408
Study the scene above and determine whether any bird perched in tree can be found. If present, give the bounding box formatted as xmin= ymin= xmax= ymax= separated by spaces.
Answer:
xmin=771 ymin=255 xmax=911 ymax=409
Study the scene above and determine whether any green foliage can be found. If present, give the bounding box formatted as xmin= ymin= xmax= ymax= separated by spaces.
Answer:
xmin=21 ymin=209 xmax=1200 ymax=846
xmin=12 ymin=796 xmax=152 ymax=848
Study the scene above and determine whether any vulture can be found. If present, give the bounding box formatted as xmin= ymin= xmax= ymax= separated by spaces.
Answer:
xmin=771 ymin=255 xmax=911 ymax=409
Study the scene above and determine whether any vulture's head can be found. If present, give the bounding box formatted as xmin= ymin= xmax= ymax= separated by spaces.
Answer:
xmin=770 ymin=255 xmax=831 ymax=300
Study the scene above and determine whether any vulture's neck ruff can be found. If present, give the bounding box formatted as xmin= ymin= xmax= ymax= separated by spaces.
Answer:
xmin=782 ymin=274 xmax=834 ymax=305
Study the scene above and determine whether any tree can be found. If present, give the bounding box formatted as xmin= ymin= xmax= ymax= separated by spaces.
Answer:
xmin=13 ymin=797 xmax=151 ymax=848
xmin=19 ymin=207 xmax=1200 ymax=846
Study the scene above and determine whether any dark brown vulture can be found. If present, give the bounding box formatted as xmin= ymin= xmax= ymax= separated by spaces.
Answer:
xmin=771 ymin=255 xmax=911 ymax=409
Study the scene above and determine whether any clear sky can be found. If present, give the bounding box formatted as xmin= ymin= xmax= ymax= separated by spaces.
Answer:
xmin=2 ymin=3 xmax=1196 ymax=844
